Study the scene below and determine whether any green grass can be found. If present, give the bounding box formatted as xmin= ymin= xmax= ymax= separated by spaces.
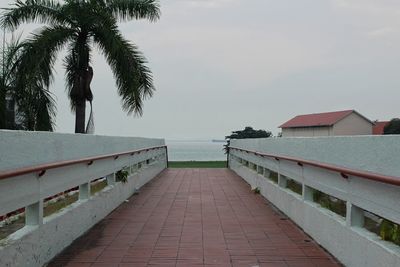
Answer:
xmin=169 ymin=161 xmax=227 ymax=168
xmin=0 ymin=216 xmax=24 ymax=241
xmin=1 ymin=191 xmax=81 ymax=240
xmin=91 ymin=180 xmax=108 ymax=195
xmin=44 ymin=193 xmax=79 ymax=218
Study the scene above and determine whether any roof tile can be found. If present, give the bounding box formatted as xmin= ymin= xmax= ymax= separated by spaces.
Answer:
xmin=280 ymin=110 xmax=354 ymax=128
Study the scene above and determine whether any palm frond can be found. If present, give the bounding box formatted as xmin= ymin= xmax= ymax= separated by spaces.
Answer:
xmin=105 ymin=0 xmax=160 ymax=22
xmin=34 ymin=86 xmax=57 ymax=131
xmin=12 ymin=26 xmax=74 ymax=129
xmin=1 ymin=0 xmax=73 ymax=30
xmin=0 ymin=36 xmax=25 ymax=129
xmin=16 ymin=83 xmax=57 ymax=131
xmin=92 ymin=25 xmax=155 ymax=115
xmin=83 ymin=0 xmax=118 ymax=29
xmin=15 ymin=25 xmax=75 ymax=91
xmin=3 ymin=34 xmax=25 ymax=87
xmin=0 ymin=33 xmax=61 ymax=131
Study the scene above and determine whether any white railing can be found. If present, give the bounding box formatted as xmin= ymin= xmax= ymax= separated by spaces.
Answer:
xmin=0 ymin=131 xmax=168 ymax=267
xmin=229 ymin=136 xmax=400 ymax=267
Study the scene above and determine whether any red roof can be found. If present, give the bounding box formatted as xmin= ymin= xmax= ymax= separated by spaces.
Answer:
xmin=280 ymin=110 xmax=356 ymax=128
xmin=373 ymin=121 xmax=389 ymax=135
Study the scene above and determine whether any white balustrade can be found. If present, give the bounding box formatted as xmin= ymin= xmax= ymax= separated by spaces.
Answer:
xmin=229 ymin=136 xmax=400 ymax=267
xmin=0 ymin=131 xmax=168 ymax=267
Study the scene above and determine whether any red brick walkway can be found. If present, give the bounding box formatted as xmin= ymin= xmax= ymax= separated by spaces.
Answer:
xmin=50 ymin=169 xmax=341 ymax=267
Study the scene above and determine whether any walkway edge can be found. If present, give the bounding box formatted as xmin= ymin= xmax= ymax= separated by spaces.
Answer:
xmin=0 ymin=165 xmax=166 ymax=267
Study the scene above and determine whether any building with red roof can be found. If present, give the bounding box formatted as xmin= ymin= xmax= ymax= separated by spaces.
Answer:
xmin=279 ymin=110 xmax=374 ymax=137
xmin=372 ymin=121 xmax=389 ymax=135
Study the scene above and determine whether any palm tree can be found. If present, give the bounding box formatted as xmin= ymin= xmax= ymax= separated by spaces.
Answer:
xmin=0 ymin=34 xmax=56 ymax=131
xmin=1 ymin=0 xmax=160 ymax=133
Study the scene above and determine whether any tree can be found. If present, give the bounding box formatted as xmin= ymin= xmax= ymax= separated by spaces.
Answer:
xmin=1 ymin=0 xmax=160 ymax=133
xmin=224 ymin=126 xmax=272 ymax=153
xmin=0 ymin=35 xmax=56 ymax=131
xmin=383 ymin=118 xmax=400 ymax=135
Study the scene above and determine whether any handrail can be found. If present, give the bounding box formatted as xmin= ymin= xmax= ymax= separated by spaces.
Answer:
xmin=0 ymin=145 xmax=167 ymax=181
xmin=229 ymin=146 xmax=400 ymax=186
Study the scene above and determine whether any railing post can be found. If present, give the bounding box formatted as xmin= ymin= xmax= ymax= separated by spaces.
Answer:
xmin=79 ymin=183 xmax=90 ymax=200
xmin=278 ymin=174 xmax=287 ymax=188
xmin=227 ymin=153 xmax=230 ymax=167
xmin=165 ymin=146 xmax=169 ymax=168
xmin=26 ymin=200 xmax=43 ymax=226
xmin=346 ymin=202 xmax=365 ymax=227
xmin=253 ymin=163 xmax=257 ymax=171
xmin=107 ymin=173 xmax=116 ymax=186
xmin=257 ymin=166 xmax=264 ymax=175
xmin=303 ymin=185 xmax=314 ymax=201
xmin=263 ymin=168 xmax=271 ymax=178
xmin=130 ymin=164 xmax=137 ymax=174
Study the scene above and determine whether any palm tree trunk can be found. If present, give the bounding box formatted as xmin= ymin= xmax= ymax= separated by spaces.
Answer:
xmin=74 ymin=67 xmax=92 ymax=133
xmin=0 ymin=88 xmax=6 ymax=129
xmin=72 ymin=74 xmax=87 ymax=133
xmin=75 ymin=98 xmax=86 ymax=133
xmin=74 ymin=33 xmax=91 ymax=134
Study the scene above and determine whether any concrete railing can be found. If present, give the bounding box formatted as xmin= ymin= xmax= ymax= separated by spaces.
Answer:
xmin=228 ymin=136 xmax=400 ymax=267
xmin=0 ymin=131 xmax=168 ymax=267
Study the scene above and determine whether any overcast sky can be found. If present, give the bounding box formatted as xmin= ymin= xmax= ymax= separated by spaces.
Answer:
xmin=2 ymin=0 xmax=400 ymax=139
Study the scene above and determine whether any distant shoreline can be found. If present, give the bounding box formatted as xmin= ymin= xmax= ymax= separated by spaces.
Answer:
xmin=166 ymin=139 xmax=225 ymax=143
xmin=169 ymin=161 xmax=226 ymax=168
xmin=166 ymin=140 xmax=226 ymax=161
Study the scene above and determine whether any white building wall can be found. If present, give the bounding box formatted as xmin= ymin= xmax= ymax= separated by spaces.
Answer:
xmin=333 ymin=113 xmax=373 ymax=136
xmin=282 ymin=126 xmax=332 ymax=137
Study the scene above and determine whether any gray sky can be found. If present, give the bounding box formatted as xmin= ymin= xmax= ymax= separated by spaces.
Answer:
xmin=2 ymin=0 xmax=400 ymax=139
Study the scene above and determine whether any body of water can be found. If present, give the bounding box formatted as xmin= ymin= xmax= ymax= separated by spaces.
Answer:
xmin=166 ymin=140 xmax=227 ymax=161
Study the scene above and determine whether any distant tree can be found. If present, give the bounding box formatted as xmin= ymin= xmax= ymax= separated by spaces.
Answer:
xmin=224 ymin=126 xmax=272 ymax=153
xmin=383 ymin=118 xmax=400 ymax=135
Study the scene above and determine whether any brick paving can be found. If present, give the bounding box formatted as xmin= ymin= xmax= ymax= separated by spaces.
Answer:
xmin=49 ymin=168 xmax=341 ymax=267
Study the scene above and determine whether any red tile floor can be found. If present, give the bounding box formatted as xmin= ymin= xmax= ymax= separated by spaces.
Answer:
xmin=49 ymin=168 xmax=341 ymax=267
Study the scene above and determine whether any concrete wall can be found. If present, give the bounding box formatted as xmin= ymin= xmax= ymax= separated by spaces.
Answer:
xmin=229 ymin=136 xmax=400 ymax=267
xmin=333 ymin=112 xmax=373 ymax=136
xmin=0 ymin=130 xmax=165 ymax=170
xmin=230 ymin=136 xmax=400 ymax=177
xmin=0 ymin=131 xmax=167 ymax=267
